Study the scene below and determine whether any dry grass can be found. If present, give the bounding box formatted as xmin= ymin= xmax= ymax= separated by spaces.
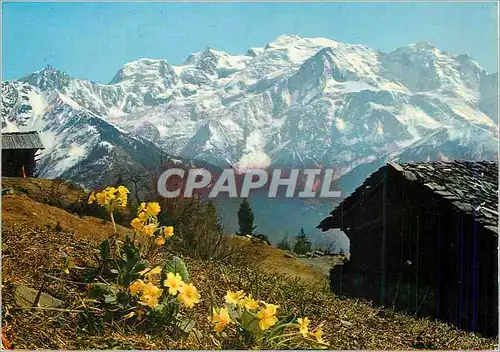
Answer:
xmin=2 ymin=194 xmax=132 ymax=242
xmin=1 ymin=183 xmax=498 ymax=350
xmin=2 ymin=177 xmax=84 ymax=207
xmin=228 ymin=235 xmax=327 ymax=283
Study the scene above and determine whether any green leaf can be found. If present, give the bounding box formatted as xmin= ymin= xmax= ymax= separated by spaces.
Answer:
xmin=104 ymin=293 xmax=117 ymax=304
xmin=104 ymin=310 xmax=114 ymax=322
xmin=163 ymin=256 xmax=189 ymax=282
xmin=99 ymin=239 xmax=110 ymax=260
xmin=135 ymin=261 xmax=148 ymax=273
xmin=178 ymin=318 xmax=196 ymax=333
xmin=240 ymin=310 xmax=259 ymax=332
xmin=116 ymin=291 xmax=130 ymax=309
xmin=88 ymin=283 xmax=121 ymax=305
xmin=88 ymin=283 xmax=116 ymax=298
xmin=121 ymin=240 xmax=140 ymax=271
xmin=277 ymin=313 xmax=296 ymax=326
xmin=152 ymin=303 xmax=167 ymax=313
xmin=117 ymin=240 xmax=144 ymax=286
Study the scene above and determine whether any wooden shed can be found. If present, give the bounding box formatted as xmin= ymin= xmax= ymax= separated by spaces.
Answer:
xmin=1 ymin=131 xmax=44 ymax=177
xmin=318 ymin=161 xmax=498 ymax=337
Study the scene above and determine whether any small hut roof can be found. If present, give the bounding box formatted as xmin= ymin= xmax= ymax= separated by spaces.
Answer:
xmin=318 ymin=160 xmax=498 ymax=234
xmin=1 ymin=131 xmax=44 ymax=150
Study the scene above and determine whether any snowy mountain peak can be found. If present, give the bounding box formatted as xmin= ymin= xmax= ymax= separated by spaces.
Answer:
xmin=272 ymin=34 xmax=302 ymax=44
xmin=109 ymin=58 xmax=176 ymax=85
xmin=246 ymin=47 xmax=264 ymax=57
xmin=183 ymin=48 xmax=228 ymax=65
xmin=20 ymin=65 xmax=71 ymax=91
xmin=2 ymin=34 xmax=497 ymax=189
xmin=411 ymin=41 xmax=437 ymax=51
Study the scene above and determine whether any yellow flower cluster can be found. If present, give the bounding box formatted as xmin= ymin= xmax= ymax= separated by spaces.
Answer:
xmin=225 ymin=290 xmax=259 ymax=311
xmin=163 ymin=272 xmax=201 ymax=308
xmin=256 ymin=302 xmax=279 ymax=330
xmin=130 ymin=202 xmax=174 ymax=246
xmin=88 ymin=186 xmax=129 ymax=208
xmin=129 ymin=266 xmax=163 ymax=308
xmin=129 ymin=269 xmax=200 ymax=310
xmin=214 ymin=289 xmax=327 ymax=346
xmin=212 ymin=290 xmax=278 ymax=333
xmin=297 ymin=317 xmax=326 ymax=344
xmin=130 ymin=279 xmax=163 ymax=308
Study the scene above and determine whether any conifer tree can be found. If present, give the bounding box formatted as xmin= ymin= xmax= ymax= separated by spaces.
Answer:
xmin=277 ymin=236 xmax=292 ymax=251
xmin=293 ymin=227 xmax=312 ymax=255
xmin=237 ymin=198 xmax=256 ymax=236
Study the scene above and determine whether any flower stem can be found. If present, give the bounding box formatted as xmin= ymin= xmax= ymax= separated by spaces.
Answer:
xmin=110 ymin=211 xmax=117 ymax=234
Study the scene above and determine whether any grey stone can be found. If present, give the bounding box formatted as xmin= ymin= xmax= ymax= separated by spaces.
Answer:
xmin=14 ymin=285 xmax=63 ymax=308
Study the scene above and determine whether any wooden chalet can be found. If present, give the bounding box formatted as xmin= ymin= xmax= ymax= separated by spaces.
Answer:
xmin=318 ymin=161 xmax=498 ymax=337
xmin=2 ymin=131 xmax=44 ymax=177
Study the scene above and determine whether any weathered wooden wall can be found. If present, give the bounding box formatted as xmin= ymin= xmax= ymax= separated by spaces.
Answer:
xmin=329 ymin=166 xmax=498 ymax=336
xmin=2 ymin=149 xmax=37 ymax=177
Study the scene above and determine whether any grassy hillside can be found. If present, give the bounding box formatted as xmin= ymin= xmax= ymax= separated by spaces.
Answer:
xmin=1 ymin=178 xmax=497 ymax=350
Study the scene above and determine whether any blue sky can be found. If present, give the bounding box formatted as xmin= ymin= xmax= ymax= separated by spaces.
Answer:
xmin=3 ymin=2 xmax=498 ymax=83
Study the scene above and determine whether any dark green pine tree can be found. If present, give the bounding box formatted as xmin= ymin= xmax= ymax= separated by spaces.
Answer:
xmin=293 ymin=227 xmax=312 ymax=255
xmin=277 ymin=236 xmax=292 ymax=251
xmin=237 ymin=198 xmax=257 ymax=236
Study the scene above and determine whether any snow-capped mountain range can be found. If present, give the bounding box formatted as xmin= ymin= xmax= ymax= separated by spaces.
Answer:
xmin=2 ymin=34 xmax=498 ymax=244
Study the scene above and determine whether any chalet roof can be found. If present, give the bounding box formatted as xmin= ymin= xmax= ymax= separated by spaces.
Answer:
xmin=1 ymin=131 xmax=44 ymax=150
xmin=319 ymin=160 xmax=498 ymax=233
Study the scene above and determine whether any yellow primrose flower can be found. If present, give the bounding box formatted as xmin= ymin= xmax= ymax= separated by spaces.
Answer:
xmin=96 ymin=192 xmax=108 ymax=206
xmin=261 ymin=302 xmax=279 ymax=315
xmin=240 ymin=294 xmax=259 ymax=310
xmin=139 ymin=282 xmax=163 ymax=308
xmin=143 ymin=223 xmax=158 ymax=236
xmin=140 ymin=293 xmax=160 ymax=308
xmin=256 ymin=303 xmax=279 ymax=330
xmin=178 ymin=283 xmax=200 ymax=308
xmin=146 ymin=202 xmax=161 ymax=216
xmin=106 ymin=187 xmax=117 ymax=200
xmin=297 ymin=317 xmax=310 ymax=337
xmin=131 ymin=218 xmax=142 ymax=229
xmin=212 ymin=307 xmax=231 ymax=333
xmin=138 ymin=211 xmax=149 ymax=222
xmin=225 ymin=290 xmax=245 ymax=306
xmin=163 ymin=226 xmax=174 ymax=238
xmin=129 ymin=279 xmax=145 ymax=296
xmin=312 ymin=326 xmax=325 ymax=344
xmin=163 ymin=272 xmax=184 ymax=295
xmin=117 ymin=185 xmax=129 ymax=197
xmin=138 ymin=202 xmax=146 ymax=212
xmin=116 ymin=186 xmax=129 ymax=207
xmin=88 ymin=192 xmax=96 ymax=204
xmin=155 ymin=236 xmax=165 ymax=246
